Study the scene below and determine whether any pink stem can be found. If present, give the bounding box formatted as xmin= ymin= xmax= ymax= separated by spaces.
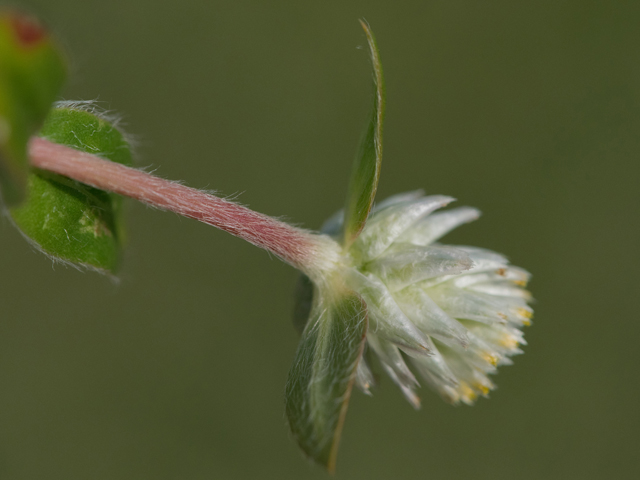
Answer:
xmin=28 ymin=137 xmax=330 ymax=274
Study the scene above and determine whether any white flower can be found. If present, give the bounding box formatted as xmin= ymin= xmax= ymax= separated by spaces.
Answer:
xmin=319 ymin=190 xmax=532 ymax=407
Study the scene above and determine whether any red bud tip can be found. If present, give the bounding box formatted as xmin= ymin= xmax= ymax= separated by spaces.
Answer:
xmin=9 ymin=13 xmax=46 ymax=47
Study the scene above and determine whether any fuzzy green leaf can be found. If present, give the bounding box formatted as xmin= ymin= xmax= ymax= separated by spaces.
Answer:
xmin=0 ymin=12 xmax=66 ymax=204
xmin=343 ymin=20 xmax=385 ymax=247
xmin=10 ymin=104 xmax=133 ymax=273
xmin=285 ymin=284 xmax=368 ymax=473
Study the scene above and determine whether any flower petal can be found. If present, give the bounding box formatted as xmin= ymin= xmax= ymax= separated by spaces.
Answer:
xmin=444 ymin=332 xmax=501 ymax=373
xmin=351 ymin=195 xmax=454 ymax=263
xmin=347 ymin=270 xmax=433 ymax=353
xmin=436 ymin=341 xmax=496 ymax=405
xmin=461 ymin=321 xmax=526 ymax=358
xmin=468 ymin=282 xmax=533 ymax=301
xmin=366 ymin=245 xmax=473 ymax=291
xmin=355 ymin=353 xmax=376 ymax=395
xmin=409 ymin=338 xmax=459 ymax=399
xmin=397 ymin=206 xmax=480 ymax=246
xmin=454 ymin=246 xmax=509 ymax=272
xmin=425 ymin=283 xmax=532 ymax=327
xmin=372 ymin=189 xmax=424 ymax=212
xmin=452 ymin=266 xmax=531 ymax=289
xmin=368 ymin=332 xmax=421 ymax=409
xmin=394 ymin=285 xmax=470 ymax=348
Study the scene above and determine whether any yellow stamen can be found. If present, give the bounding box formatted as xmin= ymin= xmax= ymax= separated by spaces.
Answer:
xmin=473 ymin=383 xmax=490 ymax=395
xmin=482 ymin=351 xmax=498 ymax=366
xmin=500 ymin=335 xmax=519 ymax=349
xmin=459 ymin=382 xmax=477 ymax=403
xmin=517 ymin=308 xmax=533 ymax=319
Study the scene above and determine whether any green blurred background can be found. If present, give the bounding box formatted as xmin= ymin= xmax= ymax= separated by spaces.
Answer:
xmin=1 ymin=0 xmax=639 ymax=478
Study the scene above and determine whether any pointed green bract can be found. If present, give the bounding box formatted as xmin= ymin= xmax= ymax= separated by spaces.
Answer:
xmin=10 ymin=104 xmax=133 ymax=274
xmin=285 ymin=283 xmax=368 ymax=473
xmin=0 ymin=12 xmax=66 ymax=204
xmin=343 ymin=20 xmax=385 ymax=247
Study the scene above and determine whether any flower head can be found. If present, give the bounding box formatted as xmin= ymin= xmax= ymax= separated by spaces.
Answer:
xmin=284 ymin=21 xmax=533 ymax=472
xmin=320 ymin=191 xmax=532 ymax=407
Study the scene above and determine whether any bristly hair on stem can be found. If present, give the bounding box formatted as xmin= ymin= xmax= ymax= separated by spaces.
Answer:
xmin=28 ymin=136 xmax=341 ymax=280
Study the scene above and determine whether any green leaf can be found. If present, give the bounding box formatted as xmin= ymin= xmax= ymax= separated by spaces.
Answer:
xmin=343 ymin=20 xmax=385 ymax=248
xmin=10 ymin=103 xmax=133 ymax=274
xmin=0 ymin=12 xmax=66 ymax=204
xmin=285 ymin=283 xmax=368 ymax=473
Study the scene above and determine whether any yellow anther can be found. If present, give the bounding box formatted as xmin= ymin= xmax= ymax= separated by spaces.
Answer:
xmin=473 ymin=383 xmax=490 ymax=395
xmin=514 ymin=280 xmax=528 ymax=287
xmin=482 ymin=351 xmax=498 ymax=366
xmin=517 ymin=307 xmax=533 ymax=319
xmin=459 ymin=382 xmax=477 ymax=403
xmin=500 ymin=336 xmax=519 ymax=349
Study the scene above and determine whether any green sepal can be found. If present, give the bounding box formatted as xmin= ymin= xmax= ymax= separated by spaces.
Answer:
xmin=0 ymin=12 xmax=66 ymax=204
xmin=285 ymin=283 xmax=368 ymax=473
xmin=10 ymin=104 xmax=133 ymax=274
xmin=343 ymin=20 xmax=385 ymax=247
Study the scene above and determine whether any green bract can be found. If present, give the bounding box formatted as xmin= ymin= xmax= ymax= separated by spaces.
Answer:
xmin=10 ymin=103 xmax=133 ymax=274
xmin=286 ymin=284 xmax=367 ymax=473
xmin=343 ymin=20 xmax=385 ymax=247
xmin=0 ymin=12 xmax=66 ymax=204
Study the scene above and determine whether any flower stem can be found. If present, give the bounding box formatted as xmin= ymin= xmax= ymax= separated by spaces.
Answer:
xmin=28 ymin=137 xmax=339 ymax=276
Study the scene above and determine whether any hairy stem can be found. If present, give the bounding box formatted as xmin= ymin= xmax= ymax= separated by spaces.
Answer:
xmin=28 ymin=137 xmax=339 ymax=276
